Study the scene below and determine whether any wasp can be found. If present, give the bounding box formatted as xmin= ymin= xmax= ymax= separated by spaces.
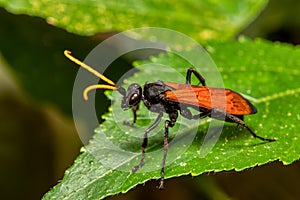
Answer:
xmin=64 ymin=50 xmax=276 ymax=189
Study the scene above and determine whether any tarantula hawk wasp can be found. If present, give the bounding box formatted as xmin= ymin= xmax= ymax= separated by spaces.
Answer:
xmin=64 ymin=50 xmax=276 ymax=189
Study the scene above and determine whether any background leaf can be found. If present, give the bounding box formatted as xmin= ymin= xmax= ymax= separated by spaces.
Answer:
xmin=0 ymin=0 xmax=267 ymax=41
xmin=43 ymin=38 xmax=300 ymax=199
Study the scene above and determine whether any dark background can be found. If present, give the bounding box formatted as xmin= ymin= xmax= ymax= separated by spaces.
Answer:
xmin=0 ymin=0 xmax=299 ymax=199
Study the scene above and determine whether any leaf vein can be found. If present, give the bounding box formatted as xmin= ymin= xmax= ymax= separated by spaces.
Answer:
xmin=256 ymin=87 xmax=300 ymax=103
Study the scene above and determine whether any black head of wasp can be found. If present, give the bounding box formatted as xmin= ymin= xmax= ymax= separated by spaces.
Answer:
xmin=65 ymin=50 xmax=276 ymax=189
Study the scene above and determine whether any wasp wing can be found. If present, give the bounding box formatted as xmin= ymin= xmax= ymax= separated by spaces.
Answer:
xmin=163 ymin=82 xmax=257 ymax=115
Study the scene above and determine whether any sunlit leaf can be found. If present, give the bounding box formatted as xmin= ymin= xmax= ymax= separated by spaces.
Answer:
xmin=0 ymin=0 xmax=267 ymax=41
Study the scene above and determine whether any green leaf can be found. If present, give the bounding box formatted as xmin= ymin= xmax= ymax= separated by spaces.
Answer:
xmin=43 ymin=38 xmax=300 ymax=199
xmin=0 ymin=0 xmax=267 ymax=41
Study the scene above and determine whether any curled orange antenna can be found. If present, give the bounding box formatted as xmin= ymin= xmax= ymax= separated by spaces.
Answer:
xmin=64 ymin=50 xmax=118 ymax=100
xmin=64 ymin=50 xmax=116 ymax=86
xmin=83 ymin=84 xmax=117 ymax=100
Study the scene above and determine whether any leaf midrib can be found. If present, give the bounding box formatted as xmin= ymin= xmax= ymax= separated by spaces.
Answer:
xmin=255 ymin=87 xmax=300 ymax=103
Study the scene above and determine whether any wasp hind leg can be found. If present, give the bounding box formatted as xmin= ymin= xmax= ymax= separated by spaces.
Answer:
xmin=180 ymin=107 xmax=211 ymax=120
xmin=185 ymin=68 xmax=206 ymax=86
xmin=211 ymin=108 xmax=276 ymax=142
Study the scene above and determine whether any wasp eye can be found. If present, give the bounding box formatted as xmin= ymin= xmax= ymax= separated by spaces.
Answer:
xmin=128 ymin=93 xmax=140 ymax=106
xmin=121 ymin=83 xmax=142 ymax=109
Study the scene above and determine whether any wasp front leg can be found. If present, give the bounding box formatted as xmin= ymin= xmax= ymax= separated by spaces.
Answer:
xmin=132 ymin=112 xmax=163 ymax=173
xmin=123 ymin=104 xmax=139 ymax=126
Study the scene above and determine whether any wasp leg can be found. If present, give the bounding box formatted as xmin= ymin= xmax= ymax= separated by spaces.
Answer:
xmin=180 ymin=107 xmax=211 ymax=120
xmin=211 ymin=108 xmax=276 ymax=142
xmin=186 ymin=68 xmax=206 ymax=86
xmin=123 ymin=104 xmax=139 ymax=126
xmin=158 ymin=119 xmax=175 ymax=190
xmin=132 ymin=112 xmax=163 ymax=173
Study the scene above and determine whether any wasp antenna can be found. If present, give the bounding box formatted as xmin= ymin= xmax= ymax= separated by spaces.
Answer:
xmin=64 ymin=50 xmax=116 ymax=86
xmin=83 ymin=84 xmax=117 ymax=101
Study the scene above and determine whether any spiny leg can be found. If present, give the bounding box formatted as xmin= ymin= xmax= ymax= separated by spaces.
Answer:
xmin=158 ymin=119 xmax=174 ymax=190
xmin=186 ymin=68 xmax=206 ymax=86
xmin=132 ymin=112 xmax=163 ymax=173
xmin=243 ymin=124 xmax=276 ymax=142
xmin=212 ymin=108 xmax=276 ymax=142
